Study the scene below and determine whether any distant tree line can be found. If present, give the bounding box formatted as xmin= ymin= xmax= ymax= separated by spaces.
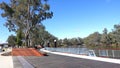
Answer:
xmin=56 ymin=24 xmax=120 ymax=49
xmin=7 ymin=24 xmax=120 ymax=49
xmin=57 ymin=37 xmax=84 ymax=47
xmin=84 ymin=24 xmax=120 ymax=49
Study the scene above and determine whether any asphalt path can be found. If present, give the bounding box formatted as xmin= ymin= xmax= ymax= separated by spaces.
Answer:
xmin=23 ymin=54 xmax=120 ymax=68
xmin=13 ymin=56 xmax=23 ymax=68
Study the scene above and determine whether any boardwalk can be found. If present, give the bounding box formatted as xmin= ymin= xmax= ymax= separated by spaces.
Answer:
xmin=23 ymin=53 xmax=120 ymax=68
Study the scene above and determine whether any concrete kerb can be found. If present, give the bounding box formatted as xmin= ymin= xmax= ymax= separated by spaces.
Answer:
xmin=41 ymin=49 xmax=120 ymax=64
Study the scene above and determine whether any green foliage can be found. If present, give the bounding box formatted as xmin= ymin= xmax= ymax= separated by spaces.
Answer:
xmin=16 ymin=29 xmax=22 ymax=47
xmin=0 ymin=0 xmax=53 ymax=47
xmin=30 ymin=25 xmax=57 ymax=47
xmin=83 ymin=24 xmax=120 ymax=49
xmin=101 ymin=28 xmax=111 ymax=47
xmin=58 ymin=37 xmax=84 ymax=47
xmin=84 ymin=32 xmax=101 ymax=48
xmin=7 ymin=34 xmax=16 ymax=47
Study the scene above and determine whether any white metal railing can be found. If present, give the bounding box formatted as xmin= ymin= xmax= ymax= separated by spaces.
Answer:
xmin=45 ymin=47 xmax=96 ymax=56
xmin=45 ymin=47 xmax=120 ymax=58
xmin=94 ymin=50 xmax=120 ymax=59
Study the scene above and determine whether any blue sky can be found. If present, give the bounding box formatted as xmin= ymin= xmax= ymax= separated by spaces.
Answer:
xmin=43 ymin=0 xmax=120 ymax=39
xmin=0 ymin=0 xmax=120 ymax=42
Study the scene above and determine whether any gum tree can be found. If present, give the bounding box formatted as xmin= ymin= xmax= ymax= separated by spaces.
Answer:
xmin=0 ymin=0 xmax=53 ymax=47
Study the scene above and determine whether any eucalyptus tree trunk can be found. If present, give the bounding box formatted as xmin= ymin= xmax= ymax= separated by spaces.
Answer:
xmin=25 ymin=0 xmax=30 ymax=47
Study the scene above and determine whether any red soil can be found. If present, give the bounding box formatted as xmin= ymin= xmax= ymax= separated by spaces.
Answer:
xmin=12 ymin=48 xmax=43 ymax=56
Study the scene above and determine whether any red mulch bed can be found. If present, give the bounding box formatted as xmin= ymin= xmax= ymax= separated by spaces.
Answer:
xmin=12 ymin=48 xmax=44 ymax=56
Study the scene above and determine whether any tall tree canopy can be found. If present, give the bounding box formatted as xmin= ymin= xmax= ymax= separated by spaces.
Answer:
xmin=0 ymin=0 xmax=53 ymax=47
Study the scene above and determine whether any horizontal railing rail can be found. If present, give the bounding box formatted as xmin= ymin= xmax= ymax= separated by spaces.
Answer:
xmin=44 ymin=47 xmax=120 ymax=59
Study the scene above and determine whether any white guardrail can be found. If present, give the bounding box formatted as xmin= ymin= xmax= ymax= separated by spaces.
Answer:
xmin=45 ymin=47 xmax=120 ymax=58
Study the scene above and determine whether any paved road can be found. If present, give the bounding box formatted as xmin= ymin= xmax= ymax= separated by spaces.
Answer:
xmin=13 ymin=56 xmax=23 ymax=68
xmin=23 ymin=54 xmax=120 ymax=68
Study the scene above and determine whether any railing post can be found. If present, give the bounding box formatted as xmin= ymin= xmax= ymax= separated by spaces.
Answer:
xmin=112 ymin=50 xmax=115 ymax=58
xmin=106 ymin=50 xmax=109 ymax=57
xmin=99 ymin=50 xmax=100 ymax=56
